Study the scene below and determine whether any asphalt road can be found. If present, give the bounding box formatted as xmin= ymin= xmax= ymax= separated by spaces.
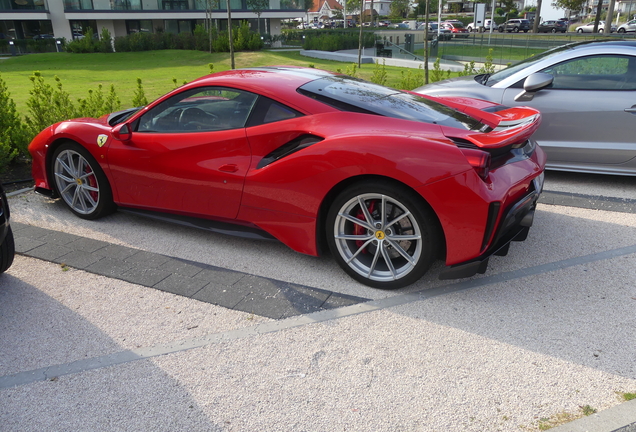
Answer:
xmin=1 ymin=171 xmax=635 ymax=432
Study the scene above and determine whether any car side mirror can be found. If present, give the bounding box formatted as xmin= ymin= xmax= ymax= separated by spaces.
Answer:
xmin=514 ymin=73 xmax=554 ymax=102
xmin=112 ymin=123 xmax=132 ymax=141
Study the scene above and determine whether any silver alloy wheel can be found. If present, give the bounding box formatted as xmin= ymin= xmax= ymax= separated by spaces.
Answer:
xmin=333 ymin=193 xmax=423 ymax=282
xmin=53 ymin=149 xmax=101 ymax=215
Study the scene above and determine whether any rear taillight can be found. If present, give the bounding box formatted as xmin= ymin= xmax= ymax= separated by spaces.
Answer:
xmin=460 ymin=148 xmax=491 ymax=180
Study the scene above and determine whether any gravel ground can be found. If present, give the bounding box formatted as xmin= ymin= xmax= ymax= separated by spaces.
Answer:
xmin=1 ymin=185 xmax=636 ymax=431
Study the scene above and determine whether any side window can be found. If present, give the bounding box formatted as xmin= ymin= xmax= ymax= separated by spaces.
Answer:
xmin=137 ymin=87 xmax=258 ymax=133
xmin=246 ymin=96 xmax=303 ymax=127
xmin=540 ymin=55 xmax=636 ymax=90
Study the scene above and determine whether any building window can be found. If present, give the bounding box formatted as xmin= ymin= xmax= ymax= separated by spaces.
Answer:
xmin=126 ymin=20 xmax=153 ymax=33
xmin=70 ymin=20 xmax=98 ymax=38
xmin=162 ymin=0 xmax=188 ymax=9
xmin=64 ymin=0 xmax=93 ymax=10
xmin=164 ymin=19 xmax=193 ymax=33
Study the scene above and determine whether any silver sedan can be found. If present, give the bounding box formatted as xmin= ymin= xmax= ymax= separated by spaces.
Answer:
xmin=414 ymin=40 xmax=636 ymax=176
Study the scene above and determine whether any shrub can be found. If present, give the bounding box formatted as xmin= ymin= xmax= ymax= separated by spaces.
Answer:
xmin=370 ymin=60 xmax=388 ymax=86
xmin=0 ymin=74 xmax=28 ymax=172
xmin=76 ymin=84 xmax=121 ymax=119
xmin=25 ymin=72 xmax=76 ymax=137
xmin=132 ymin=78 xmax=149 ymax=107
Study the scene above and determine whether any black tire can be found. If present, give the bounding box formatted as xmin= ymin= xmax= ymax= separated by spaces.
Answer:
xmin=51 ymin=142 xmax=115 ymax=220
xmin=0 ymin=226 xmax=15 ymax=273
xmin=598 ymin=28 xmax=604 ymax=33
xmin=619 ymin=28 xmax=626 ymax=33
xmin=326 ymin=181 xmax=440 ymax=289
xmin=577 ymin=28 xmax=583 ymax=33
xmin=551 ymin=28 xmax=557 ymax=33
xmin=514 ymin=27 xmax=520 ymax=33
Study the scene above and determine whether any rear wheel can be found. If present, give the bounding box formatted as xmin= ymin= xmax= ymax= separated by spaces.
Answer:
xmin=326 ymin=181 xmax=439 ymax=289
xmin=52 ymin=143 xmax=115 ymax=220
xmin=551 ymin=28 xmax=557 ymax=33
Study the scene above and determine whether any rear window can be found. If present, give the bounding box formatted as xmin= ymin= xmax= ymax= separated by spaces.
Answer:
xmin=298 ymin=76 xmax=486 ymax=131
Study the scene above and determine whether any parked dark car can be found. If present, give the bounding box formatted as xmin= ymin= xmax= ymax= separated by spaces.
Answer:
xmin=498 ymin=19 xmax=532 ymax=33
xmin=537 ymin=20 xmax=568 ymax=33
xmin=417 ymin=22 xmax=452 ymax=40
xmin=0 ymin=183 xmax=15 ymax=274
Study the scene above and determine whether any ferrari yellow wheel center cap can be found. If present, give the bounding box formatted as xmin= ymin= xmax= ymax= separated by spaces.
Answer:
xmin=75 ymin=178 xmax=83 ymax=186
xmin=375 ymin=231 xmax=385 ymax=240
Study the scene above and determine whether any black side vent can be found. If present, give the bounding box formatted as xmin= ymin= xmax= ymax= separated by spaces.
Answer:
xmin=448 ymin=137 xmax=479 ymax=149
xmin=257 ymin=135 xmax=324 ymax=169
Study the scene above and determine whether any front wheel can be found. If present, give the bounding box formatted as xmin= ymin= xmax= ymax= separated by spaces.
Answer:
xmin=52 ymin=143 xmax=115 ymax=220
xmin=577 ymin=28 xmax=583 ymax=33
xmin=619 ymin=28 xmax=626 ymax=33
xmin=0 ymin=226 xmax=15 ymax=273
xmin=326 ymin=181 xmax=439 ymax=289
xmin=551 ymin=28 xmax=557 ymax=33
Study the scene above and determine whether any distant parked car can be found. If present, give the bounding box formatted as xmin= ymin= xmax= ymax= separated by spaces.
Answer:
xmin=498 ymin=19 xmax=532 ymax=32
xmin=414 ymin=40 xmax=636 ymax=176
xmin=417 ymin=22 xmax=452 ymax=40
xmin=0 ymin=183 xmax=15 ymax=274
xmin=618 ymin=19 xmax=636 ymax=33
xmin=466 ymin=19 xmax=493 ymax=32
xmin=442 ymin=21 xmax=470 ymax=37
xmin=576 ymin=21 xmax=616 ymax=33
xmin=537 ymin=20 xmax=568 ymax=33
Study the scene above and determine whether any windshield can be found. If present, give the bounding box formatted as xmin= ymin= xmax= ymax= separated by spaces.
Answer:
xmin=485 ymin=43 xmax=578 ymax=86
xmin=299 ymin=76 xmax=486 ymax=131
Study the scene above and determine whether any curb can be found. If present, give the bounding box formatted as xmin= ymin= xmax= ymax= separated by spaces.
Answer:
xmin=549 ymin=398 xmax=636 ymax=432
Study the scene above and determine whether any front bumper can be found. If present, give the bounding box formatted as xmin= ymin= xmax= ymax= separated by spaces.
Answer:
xmin=438 ymin=172 xmax=544 ymax=280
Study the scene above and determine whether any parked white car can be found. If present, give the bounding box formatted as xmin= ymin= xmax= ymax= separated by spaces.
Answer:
xmin=466 ymin=19 xmax=493 ymax=32
xmin=575 ymin=21 xmax=616 ymax=33
xmin=618 ymin=19 xmax=636 ymax=33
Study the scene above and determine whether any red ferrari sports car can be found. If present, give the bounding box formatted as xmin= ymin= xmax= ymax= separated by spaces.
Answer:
xmin=29 ymin=66 xmax=546 ymax=289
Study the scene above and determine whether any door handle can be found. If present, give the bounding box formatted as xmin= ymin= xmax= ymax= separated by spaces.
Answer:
xmin=219 ymin=164 xmax=239 ymax=173
xmin=625 ymin=106 xmax=636 ymax=113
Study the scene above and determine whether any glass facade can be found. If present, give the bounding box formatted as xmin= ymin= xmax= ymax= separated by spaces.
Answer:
xmin=0 ymin=19 xmax=53 ymax=38
xmin=0 ymin=0 xmax=47 ymax=10
xmin=60 ymin=0 xmax=305 ymax=10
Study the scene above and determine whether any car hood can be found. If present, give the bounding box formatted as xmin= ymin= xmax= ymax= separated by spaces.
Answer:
xmin=414 ymin=76 xmax=505 ymax=104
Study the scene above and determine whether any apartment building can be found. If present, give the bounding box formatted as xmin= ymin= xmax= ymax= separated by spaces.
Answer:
xmin=0 ymin=0 xmax=306 ymax=40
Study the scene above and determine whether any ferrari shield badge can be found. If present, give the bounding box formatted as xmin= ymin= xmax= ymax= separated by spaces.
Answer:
xmin=97 ymin=134 xmax=108 ymax=147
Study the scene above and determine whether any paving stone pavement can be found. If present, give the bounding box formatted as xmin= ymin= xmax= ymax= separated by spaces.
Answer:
xmin=11 ymin=221 xmax=369 ymax=320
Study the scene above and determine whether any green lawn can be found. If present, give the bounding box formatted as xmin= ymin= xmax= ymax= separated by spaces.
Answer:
xmin=0 ymin=50 xmax=435 ymax=114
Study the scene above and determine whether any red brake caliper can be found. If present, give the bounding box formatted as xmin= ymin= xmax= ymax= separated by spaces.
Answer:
xmin=85 ymin=165 xmax=98 ymax=201
xmin=353 ymin=200 xmax=376 ymax=253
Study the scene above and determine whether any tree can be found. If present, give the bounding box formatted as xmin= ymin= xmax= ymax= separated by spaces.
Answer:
xmin=247 ymin=0 xmax=269 ymax=34
xmin=551 ymin=0 xmax=586 ymax=14
xmin=497 ymin=0 xmax=517 ymax=19
xmin=389 ymin=0 xmax=410 ymax=19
